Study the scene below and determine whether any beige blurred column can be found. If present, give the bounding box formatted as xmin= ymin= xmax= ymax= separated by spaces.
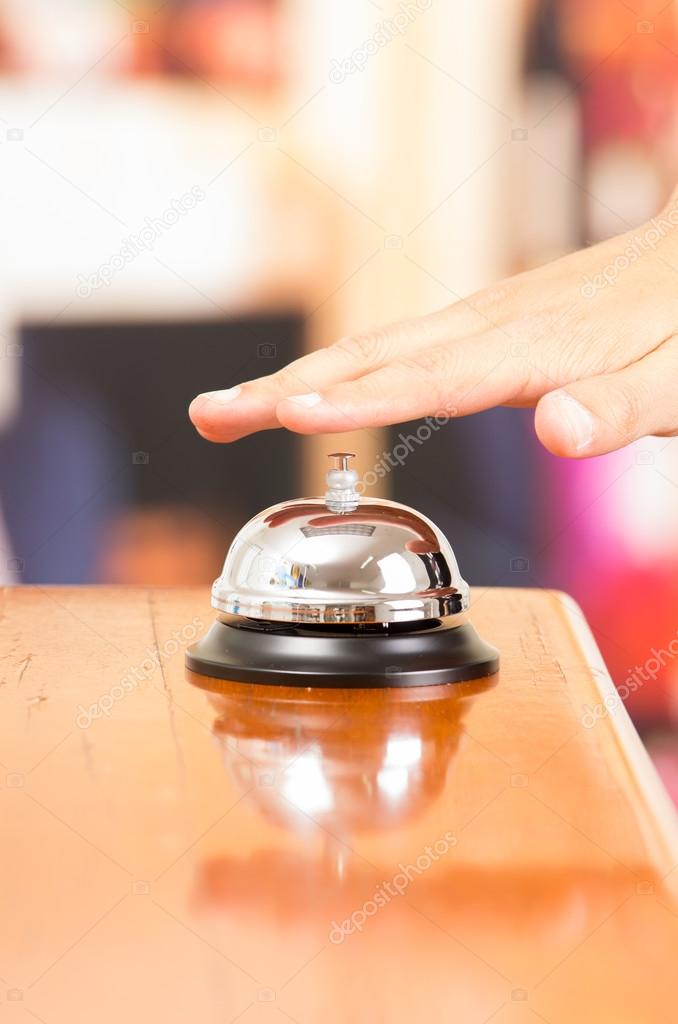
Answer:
xmin=288 ymin=0 xmax=525 ymax=496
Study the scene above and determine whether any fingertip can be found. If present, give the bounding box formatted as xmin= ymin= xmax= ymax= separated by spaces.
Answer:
xmin=188 ymin=391 xmax=247 ymax=442
xmin=188 ymin=392 xmax=208 ymax=426
xmin=189 ymin=393 xmax=224 ymax=440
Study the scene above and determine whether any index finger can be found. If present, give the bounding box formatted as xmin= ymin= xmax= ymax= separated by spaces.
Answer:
xmin=188 ymin=304 xmax=490 ymax=442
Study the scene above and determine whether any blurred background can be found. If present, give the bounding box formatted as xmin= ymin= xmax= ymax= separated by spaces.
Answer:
xmin=1 ymin=0 xmax=678 ymax=790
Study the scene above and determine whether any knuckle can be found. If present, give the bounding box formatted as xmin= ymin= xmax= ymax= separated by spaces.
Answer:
xmin=265 ymin=357 xmax=318 ymax=395
xmin=410 ymin=346 xmax=457 ymax=378
xmin=472 ymin=277 xmax=518 ymax=313
xmin=608 ymin=381 xmax=646 ymax=438
xmin=333 ymin=330 xmax=390 ymax=368
xmin=397 ymin=348 xmax=455 ymax=407
xmin=527 ymin=308 xmax=613 ymax=385
xmin=390 ymin=314 xmax=440 ymax=345
xmin=511 ymin=309 xmax=560 ymax=339
xmin=265 ymin=368 xmax=302 ymax=395
xmin=557 ymin=309 xmax=618 ymax=373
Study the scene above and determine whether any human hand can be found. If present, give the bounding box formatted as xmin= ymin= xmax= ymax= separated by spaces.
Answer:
xmin=189 ymin=198 xmax=678 ymax=458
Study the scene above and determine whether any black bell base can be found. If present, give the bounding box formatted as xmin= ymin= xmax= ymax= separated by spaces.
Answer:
xmin=186 ymin=614 xmax=499 ymax=689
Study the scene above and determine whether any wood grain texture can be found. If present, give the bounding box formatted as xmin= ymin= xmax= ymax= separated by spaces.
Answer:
xmin=1 ymin=585 xmax=677 ymax=1023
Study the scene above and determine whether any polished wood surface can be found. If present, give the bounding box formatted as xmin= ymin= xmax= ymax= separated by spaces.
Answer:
xmin=1 ymin=585 xmax=678 ymax=1023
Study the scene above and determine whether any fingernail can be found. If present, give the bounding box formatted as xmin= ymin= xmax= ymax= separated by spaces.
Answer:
xmin=202 ymin=387 xmax=241 ymax=405
xmin=285 ymin=392 xmax=323 ymax=408
xmin=551 ymin=391 xmax=594 ymax=450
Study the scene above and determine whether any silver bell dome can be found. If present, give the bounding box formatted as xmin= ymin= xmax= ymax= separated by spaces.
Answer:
xmin=211 ymin=453 xmax=469 ymax=625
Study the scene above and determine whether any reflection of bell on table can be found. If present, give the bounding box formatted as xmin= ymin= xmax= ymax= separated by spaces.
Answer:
xmin=186 ymin=453 xmax=499 ymax=687
xmin=187 ymin=673 xmax=495 ymax=833
xmin=187 ymin=672 xmax=627 ymax=997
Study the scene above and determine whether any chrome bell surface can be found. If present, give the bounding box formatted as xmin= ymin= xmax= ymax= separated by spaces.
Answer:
xmin=211 ymin=453 xmax=469 ymax=625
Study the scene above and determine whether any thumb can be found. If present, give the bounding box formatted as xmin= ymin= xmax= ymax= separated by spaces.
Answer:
xmin=534 ymin=342 xmax=678 ymax=458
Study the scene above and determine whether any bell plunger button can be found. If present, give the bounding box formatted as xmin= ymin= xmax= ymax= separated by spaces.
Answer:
xmin=325 ymin=452 xmax=360 ymax=513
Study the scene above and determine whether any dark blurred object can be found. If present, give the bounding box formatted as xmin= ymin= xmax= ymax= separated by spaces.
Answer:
xmin=0 ymin=315 xmax=302 ymax=584
xmin=524 ymin=0 xmax=566 ymax=77
xmin=389 ymin=408 xmax=544 ymax=588
xmin=517 ymin=0 xmax=583 ymax=263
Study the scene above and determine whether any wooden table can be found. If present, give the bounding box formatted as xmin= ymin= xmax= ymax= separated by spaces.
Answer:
xmin=2 ymin=586 xmax=678 ymax=1023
